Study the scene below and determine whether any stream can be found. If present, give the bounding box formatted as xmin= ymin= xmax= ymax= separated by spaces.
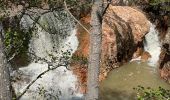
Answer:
xmin=100 ymin=61 xmax=170 ymax=100
xmin=12 ymin=11 xmax=83 ymax=100
xmin=100 ymin=23 xmax=170 ymax=100
xmin=11 ymin=10 xmax=170 ymax=100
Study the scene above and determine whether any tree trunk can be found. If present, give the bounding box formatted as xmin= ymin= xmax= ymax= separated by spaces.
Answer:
xmin=0 ymin=22 xmax=12 ymax=100
xmin=86 ymin=0 xmax=103 ymax=100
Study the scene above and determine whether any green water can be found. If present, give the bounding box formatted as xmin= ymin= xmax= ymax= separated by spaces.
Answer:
xmin=100 ymin=61 xmax=170 ymax=100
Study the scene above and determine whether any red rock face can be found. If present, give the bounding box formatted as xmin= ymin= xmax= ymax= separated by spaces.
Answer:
xmin=141 ymin=51 xmax=151 ymax=62
xmin=160 ymin=62 xmax=170 ymax=82
xmin=71 ymin=5 xmax=150 ymax=94
xmin=159 ymin=54 xmax=170 ymax=82
xmin=70 ymin=63 xmax=87 ymax=94
xmin=73 ymin=15 xmax=90 ymax=58
xmin=159 ymin=25 xmax=170 ymax=83
xmin=102 ymin=6 xmax=149 ymax=69
xmin=105 ymin=6 xmax=149 ymax=43
xmin=133 ymin=47 xmax=143 ymax=58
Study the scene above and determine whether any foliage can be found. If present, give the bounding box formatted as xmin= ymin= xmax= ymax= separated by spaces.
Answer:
xmin=134 ymin=85 xmax=170 ymax=100
xmin=66 ymin=0 xmax=91 ymax=9
xmin=71 ymin=54 xmax=88 ymax=65
xmin=48 ymin=0 xmax=64 ymax=9
xmin=65 ymin=0 xmax=91 ymax=18
xmin=37 ymin=85 xmax=59 ymax=100
xmin=149 ymin=0 xmax=170 ymax=11
xmin=0 ymin=0 xmax=42 ymax=8
xmin=3 ymin=17 xmax=32 ymax=59
xmin=15 ymin=48 xmax=73 ymax=99
xmin=149 ymin=0 xmax=169 ymax=5
xmin=0 ymin=0 xmax=90 ymax=61
xmin=0 ymin=0 xmax=91 ymax=11
xmin=0 ymin=0 xmax=90 ymax=99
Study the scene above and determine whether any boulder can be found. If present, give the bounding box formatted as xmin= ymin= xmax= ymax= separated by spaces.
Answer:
xmin=141 ymin=51 xmax=151 ymax=62
xmin=159 ymin=27 xmax=170 ymax=82
xmin=102 ymin=6 xmax=150 ymax=69
xmin=71 ymin=5 xmax=150 ymax=93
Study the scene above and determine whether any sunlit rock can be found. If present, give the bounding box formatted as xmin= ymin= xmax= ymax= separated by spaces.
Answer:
xmin=72 ymin=5 xmax=150 ymax=93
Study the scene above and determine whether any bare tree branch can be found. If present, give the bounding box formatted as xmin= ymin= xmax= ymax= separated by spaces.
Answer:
xmin=64 ymin=1 xmax=90 ymax=34
xmin=9 ymin=2 xmax=91 ymax=99
xmin=16 ymin=51 xmax=69 ymax=99
xmin=17 ymin=63 xmax=66 ymax=99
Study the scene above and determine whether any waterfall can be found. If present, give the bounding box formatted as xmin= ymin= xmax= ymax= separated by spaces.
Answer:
xmin=12 ymin=10 xmax=83 ymax=100
xmin=144 ymin=23 xmax=161 ymax=66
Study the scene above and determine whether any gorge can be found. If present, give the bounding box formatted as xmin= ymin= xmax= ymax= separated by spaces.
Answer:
xmin=0 ymin=0 xmax=169 ymax=100
xmin=100 ymin=23 xmax=170 ymax=100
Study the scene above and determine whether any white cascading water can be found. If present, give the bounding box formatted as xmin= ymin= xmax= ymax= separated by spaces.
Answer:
xmin=12 ymin=12 xmax=83 ymax=100
xmin=12 ymin=26 xmax=82 ymax=100
xmin=144 ymin=23 xmax=161 ymax=66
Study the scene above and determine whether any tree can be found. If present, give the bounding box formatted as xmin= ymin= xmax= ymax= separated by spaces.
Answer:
xmin=0 ymin=0 xmax=105 ymax=99
xmin=86 ymin=0 xmax=104 ymax=100
xmin=0 ymin=0 xmax=92 ymax=99
xmin=0 ymin=22 xmax=12 ymax=100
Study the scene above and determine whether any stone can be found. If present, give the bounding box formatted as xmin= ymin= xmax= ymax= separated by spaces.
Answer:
xmin=141 ymin=51 xmax=151 ymax=62
xmin=159 ymin=27 xmax=170 ymax=83
xmin=71 ymin=5 xmax=150 ymax=94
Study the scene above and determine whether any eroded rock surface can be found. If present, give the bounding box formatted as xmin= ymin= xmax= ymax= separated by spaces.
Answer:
xmin=72 ymin=5 xmax=150 ymax=93
xmin=159 ymin=27 xmax=170 ymax=82
xmin=102 ymin=6 xmax=149 ymax=70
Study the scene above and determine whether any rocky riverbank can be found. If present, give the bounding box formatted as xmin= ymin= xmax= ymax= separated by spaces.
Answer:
xmin=71 ymin=5 xmax=150 ymax=93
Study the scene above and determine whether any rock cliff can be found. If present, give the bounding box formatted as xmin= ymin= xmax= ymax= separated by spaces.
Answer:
xmin=159 ymin=27 xmax=170 ymax=82
xmin=71 ymin=5 xmax=150 ymax=93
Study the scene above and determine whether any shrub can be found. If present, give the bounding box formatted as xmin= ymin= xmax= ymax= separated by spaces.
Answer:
xmin=134 ymin=85 xmax=170 ymax=100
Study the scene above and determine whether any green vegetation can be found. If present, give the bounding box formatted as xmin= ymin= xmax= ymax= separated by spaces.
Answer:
xmin=0 ymin=0 xmax=91 ymax=66
xmin=71 ymin=55 xmax=88 ymax=65
xmin=149 ymin=0 xmax=170 ymax=11
xmin=149 ymin=0 xmax=169 ymax=5
xmin=134 ymin=85 xmax=170 ymax=100
xmin=3 ymin=17 xmax=32 ymax=60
